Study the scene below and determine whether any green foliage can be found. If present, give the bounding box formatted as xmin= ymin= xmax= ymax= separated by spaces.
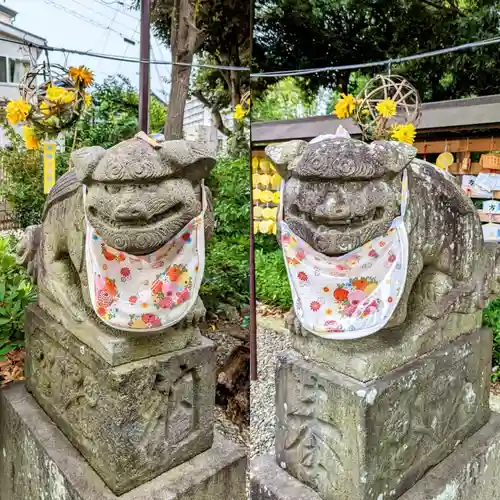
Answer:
xmin=254 ymin=0 xmax=500 ymax=102
xmin=255 ymin=246 xmax=292 ymax=310
xmin=483 ymin=298 xmax=500 ymax=382
xmin=200 ymin=153 xmax=250 ymax=311
xmin=0 ymin=124 xmax=70 ymax=227
xmin=252 ymin=77 xmax=317 ymax=122
xmin=0 ymin=236 xmax=36 ymax=358
xmin=73 ymin=75 xmax=166 ymax=150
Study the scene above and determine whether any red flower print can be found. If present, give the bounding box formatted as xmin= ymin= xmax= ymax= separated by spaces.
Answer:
xmin=97 ymin=306 xmax=106 ymax=316
xmin=117 ymin=253 xmax=126 ymax=262
xmin=296 ymin=249 xmax=305 ymax=261
xmin=97 ymin=290 xmax=113 ymax=307
xmin=297 ymin=271 xmax=308 ymax=281
xmin=104 ymin=278 xmax=118 ymax=297
xmin=368 ymin=249 xmax=378 ymax=258
xmin=323 ymin=286 xmax=330 ymax=293
xmin=176 ymin=288 xmax=190 ymax=304
xmin=333 ymin=288 xmax=349 ymax=301
xmin=129 ymin=296 xmax=138 ymax=305
xmin=388 ymin=297 xmax=393 ymax=303
xmin=159 ymin=297 xmax=174 ymax=309
xmin=388 ymin=253 xmax=396 ymax=263
xmin=352 ymin=279 xmax=368 ymax=291
xmin=379 ymin=241 xmax=386 ymax=247
xmin=120 ymin=267 xmax=131 ymax=278
xmin=103 ymin=249 xmax=115 ymax=261
xmin=142 ymin=313 xmax=161 ymax=328
xmin=166 ymin=265 xmax=182 ymax=282
xmin=310 ymin=301 xmax=321 ymax=312
xmin=182 ymin=232 xmax=191 ymax=241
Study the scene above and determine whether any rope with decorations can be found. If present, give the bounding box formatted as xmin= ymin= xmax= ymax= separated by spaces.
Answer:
xmin=334 ymin=74 xmax=421 ymax=145
xmin=4 ymin=64 xmax=93 ymax=149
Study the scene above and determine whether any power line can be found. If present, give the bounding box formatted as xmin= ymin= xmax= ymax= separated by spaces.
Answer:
xmin=251 ymin=36 xmax=500 ymax=78
xmin=42 ymin=0 xmax=138 ymax=44
xmin=9 ymin=35 xmax=250 ymax=71
xmin=93 ymin=0 xmax=141 ymax=21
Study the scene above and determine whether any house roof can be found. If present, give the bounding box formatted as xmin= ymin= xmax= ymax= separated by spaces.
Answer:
xmin=0 ymin=19 xmax=47 ymax=47
xmin=0 ymin=4 xmax=17 ymax=20
xmin=251 ymin=94 xmax=500 ymax=145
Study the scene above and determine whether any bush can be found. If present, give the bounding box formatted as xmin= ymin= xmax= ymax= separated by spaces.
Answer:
xmin=0 ymin=235 xmax=36 ymax=358
xmin=483 ymin=299 xmax=500 ymax=382
xmin=200 ymin=153 xmax=250 ymax=313
xmin=255 ymin=246 xmax=292 ymax=309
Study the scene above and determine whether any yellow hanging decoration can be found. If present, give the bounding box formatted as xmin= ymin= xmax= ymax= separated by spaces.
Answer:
xmin=43 ymin=141 xmax=57 ymax=194
xmin=253 ymin=189 xmax=262 ymax=202
xmin=436 ymin=152 xmax=454 ymax=170
xmin=272 ymin=191 xmax=281 ymax=204
xmin=270 ymin=173 xmax=282 ymax=189
xmin=260 ymin=190 xmax=274 ymax=203
xmin=253 ymin=206 xmax=263 ymax=218
xmin=260 ymin=159 xmax=271 ymax=173
xmin=252 ymin=173 xmax=260 ymax=187
xmin=252 ymin=156 xmax=260 ymax=170
xmin=262 ymin=207 xmax=277 ymax=220
xmin=259 ymin=174 xmax=270 ymax=187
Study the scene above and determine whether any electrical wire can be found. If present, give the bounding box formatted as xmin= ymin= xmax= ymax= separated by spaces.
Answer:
xmin=251 ymin=36 xmax=500 ymax=78
xmin=93 ymin=0 xmax=141 ymax=21
xmin=42 ymin=0 xmax=138 ymax=43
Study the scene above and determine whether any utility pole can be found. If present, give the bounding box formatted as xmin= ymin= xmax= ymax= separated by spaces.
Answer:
xmin=139 ymin=0 xmax=150 ymax=133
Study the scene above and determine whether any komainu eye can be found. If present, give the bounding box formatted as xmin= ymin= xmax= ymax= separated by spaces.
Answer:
xmin=104 ymin=184 xmax=120 ymax=194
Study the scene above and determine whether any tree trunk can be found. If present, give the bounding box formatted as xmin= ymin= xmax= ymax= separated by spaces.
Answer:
xmin=165 ymin=0 xmax=203 ymax=140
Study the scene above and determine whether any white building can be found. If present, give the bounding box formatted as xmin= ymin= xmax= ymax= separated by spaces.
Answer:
xmin=183 ymin=96 xmax=234 ymax=152
xmin=0 ymin=4 xmax=46 ymax=101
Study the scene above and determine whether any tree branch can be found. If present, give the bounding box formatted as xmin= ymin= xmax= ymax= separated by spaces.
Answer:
xmin=192 ymin=89 xmax=232 ymax=136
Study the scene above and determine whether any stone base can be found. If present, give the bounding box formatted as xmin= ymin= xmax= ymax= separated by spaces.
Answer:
xmin=36 ymin=296 xmax=200 ymax=366
xmin=25 ymin=305 xmax=216 ymax=495
xmin=276 ymin=329 xmax=492 ymax=500
xmin=250 ymin=413 xmax=500 ymax=500
xmin=0 ymin=383 xmax=247 ymax=500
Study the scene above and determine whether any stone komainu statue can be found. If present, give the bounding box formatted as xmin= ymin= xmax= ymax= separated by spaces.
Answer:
xmin=266 ymin=136 xmax=500 ymax=339
xmin=16 ymin=134 xmax=215 ymax=334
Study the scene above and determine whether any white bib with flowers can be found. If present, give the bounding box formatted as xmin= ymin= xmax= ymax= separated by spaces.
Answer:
xmin=84 ymin=187 xmax=206 ymax=332
xmin=280 ymin=171 xmax=409 ymax=340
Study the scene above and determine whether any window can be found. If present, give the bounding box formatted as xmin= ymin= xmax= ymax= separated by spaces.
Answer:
xmin=0 ymin=57 xmax=29 ymax=84
xmin=0 ymin=57 xmax=6 ymax=83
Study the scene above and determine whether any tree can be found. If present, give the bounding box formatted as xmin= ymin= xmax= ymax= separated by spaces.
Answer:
xmin=253 ymin=0 xmax=500 ymax=102
xmin=135 ymin=0 xmax=250 ymax=138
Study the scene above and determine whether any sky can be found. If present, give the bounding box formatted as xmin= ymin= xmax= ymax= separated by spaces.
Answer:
xmin=4 ymin=0 xmax=171 ymax=99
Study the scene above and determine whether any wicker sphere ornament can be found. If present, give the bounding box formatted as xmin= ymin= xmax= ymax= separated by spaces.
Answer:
xmin=354 ymin=74 xmax=421 ymax=142
xmin=19 ymin=63 xmax=91 ymax=138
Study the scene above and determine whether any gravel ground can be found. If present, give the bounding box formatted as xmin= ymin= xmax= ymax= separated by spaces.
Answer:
xmin=250 ymin=315 xmax=291 ymax=459
xmin=0 ymin=228 xmax=24 ymax=240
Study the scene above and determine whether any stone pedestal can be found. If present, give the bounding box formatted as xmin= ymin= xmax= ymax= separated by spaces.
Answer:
xmin=273 ymin=328 xmax=492 ymax=500
xmin=251 ymin=411 xmax=500 ymax=500
xmin=14 ymin=304 xmax=246 ymax=498
xmin=0 ymin=383 xmax=247 ymax=500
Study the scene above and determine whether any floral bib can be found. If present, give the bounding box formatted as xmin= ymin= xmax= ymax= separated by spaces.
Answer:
xmin=280 ymin=171 xmax=409 ymax=340
xmin=84 ymin=188 xmax=206 ymax=332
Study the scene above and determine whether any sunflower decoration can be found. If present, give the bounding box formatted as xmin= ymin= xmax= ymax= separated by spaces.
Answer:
xmin=234 ymin=90 xmax=251 ymax=121
xmin=4 ymin=63 xmax=94 ymax=149
xmin=333 ymin=74 xmax=421 ymax=145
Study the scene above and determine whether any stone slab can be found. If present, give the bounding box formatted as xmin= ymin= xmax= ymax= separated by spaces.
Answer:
xmin=292 ymin=310 xmax=482 ymax=382
xmin=276 ymin=328 xmax=492 ymax=500
xmin=35 ymin=298 xmax=199 ymax=366
xmin=250 ymin=455 xmax=322 ymax=500
xmin=251 ymin=414 xmax=500 ymax=500
xmin=0 ymin=382 xmax=247 ymax=500
xmin=25 ymin=307 xmax=217 ymax=495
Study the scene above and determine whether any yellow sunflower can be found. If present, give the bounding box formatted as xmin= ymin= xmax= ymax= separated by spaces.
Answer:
xmin=69 ymin=66 xmax=94 ymax=88
xmin=334 ymin=93 xmax=357 ymax=119
xmin=234 ymin=104 xmax=246 ymax=120
xmin=391 ymin=123 xmax=416 ymax=145
xmin=22 ymin=126 xmax=41 ymax=150
xmin=6 ymin=99 xmax=30 ymax=125
xmin=376 ymin=98 xmax=397 ymax=118
xmin=46 ymin=85 xmax=76 ymax=105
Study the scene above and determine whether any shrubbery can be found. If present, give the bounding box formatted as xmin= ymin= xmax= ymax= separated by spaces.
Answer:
xmin=483 ymin=299 xmax=500 ymax=382
xmin=0 ymin=235 xmax=36 ymax=358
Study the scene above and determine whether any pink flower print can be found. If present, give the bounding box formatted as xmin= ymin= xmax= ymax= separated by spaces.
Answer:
xmin=129 ymin=296 xmax=138 ymax=305
xmin=163 ymin=281 xmax=176 ymax=297
xmin=324 ymin=320 xmax=343 ymax=332
xmin=310 ymin=301 xmax=321 ymax=312
xmin=344 ymin=304 xmax=358 ymax=317
xmin=176 ymin=288 xmax=190 ymax=305
xmin=388 ymin=252 xmax=396 ymax=263
xmin=97 ymin=289 xmax=114 ymax=307
xmin=336 ymin=264 xmax=348 ymax=271
xmin=142 ymin=313 xmax=161 ymax=328
xmin=368 ymin=249 xmax=378 ymax=258
xmin=297 ymin=271 xmax=308 ymax=281
xmin=158 ymin=297 xmax=174 ymax=309
xmin=348 ymin=290 xmax=366 ymax=306
xmin=379 ymin=240 xmax=386 ymax=247
xmin=296 ymin=249 xmax=305 ymax=261
xmin=362 ymin=301 xmax=378 ymax=317
xmin=95 ymin=274 xmax=106 ymax=290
